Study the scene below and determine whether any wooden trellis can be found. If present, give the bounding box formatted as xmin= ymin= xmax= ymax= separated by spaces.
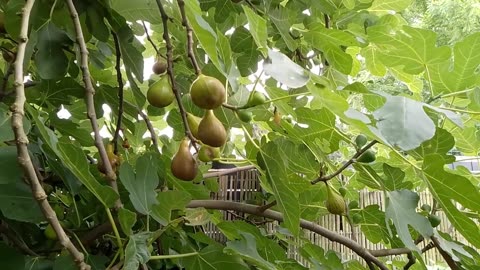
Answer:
xmin=202 ymin=166 xmax=475 ymax=266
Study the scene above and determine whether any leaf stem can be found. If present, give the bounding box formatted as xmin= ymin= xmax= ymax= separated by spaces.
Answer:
xmin=150 ymin=252 xmax=199 ymax=260
xmin=441 ymin=88 xmax=474 ymax=98
xmin=141 ymin=21 xmax=160 ymax=56
xmin=439 ymin=106 xmax=480 ymax=115
xmin=105 ymin=207 xmax=124 ymax=259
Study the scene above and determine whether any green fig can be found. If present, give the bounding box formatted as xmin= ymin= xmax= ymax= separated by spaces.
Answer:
xmin=198 ymin=110 xmax=227 ymax=147
xmin=355 ymin=134 xmax=367 ymax=148
xmin=339 ymin=187 xmax=347 ymax=197
xmin=356 ymin=150 xmax=376 ymax=163
xmin=190 ymin=74 xmax=226 ymax=109
xmin=421 ymin=204 xmax=431 ymax=213
xmin=348 ymin=200 xmax=359 ymax=210
xmin=245 ymin=91 xmax=266 ymax=108
xmin=186 ymin=113 xmax=201 ymax=139
xmin=351 ymin=213 xmax=362 ymax=224
xmin=428 ymin=214 xmax=441 ymax=227
xmin=325 ymin=183 xmax=346 ymax=215
xmin=198 ymin=145 xmax=220 ymax=162
xmin=147 ymin=76 xmax=175 ymax=108
xmin=171 ymin=139 xmax=198 ymax=181
xmin=44 ymin=224 xmax=57 ymax=240
xmin=236 ymin=110 xmax=253 ymax=123
xmin=152 ymin=59 xmax=167 ymax=75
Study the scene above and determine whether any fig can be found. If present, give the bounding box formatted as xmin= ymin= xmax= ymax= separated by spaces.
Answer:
xmin=122 ymin=138 xmax=130 ymax=149
xmin=339 ymin=187 xmax=347 ymax=197
xmin=190 ymin=74 xmax=226 ymax=109
xmin=356 ymin=150 xmax=376 ymax=163
xmin=245 ymin=91 xmax=266 ymax=108
xmin=325 ymin=183 xmax=346 ymax=215
xmin=236 ymin=110 xmax=252 ymax=123
xmin=147 ymin=76 xmax=175 ymax=108
xmin=171 ymin=138 xmax=198 ymax=181
xmin=355 ymin=134 xmax=367 ymax=148
xmin=421 ymin=204 xmax=431 ymax=213
xmin=351 ymin=213 xmax=362 ymax=224
xmin=198 ymin=145 xmax=220 ymax=162
xmin=273 ymin=110 xmax=281 ymax=126
xmin=186 ymin=113 xmax=201 ymax=139
xmin=198 ymin=110 xmax=227 ymax=147
xmin=152 ymin=59 xmax=167 ymax=75
xmin=428 ymin=214 xmax=441 ymax=227
xmin=348 ymin=200 xmax=359 ymax=210
xmin=97 ymin=143 xmax=121 ymax=174
xmin=44 ymin=224 xmax=57 ymax=240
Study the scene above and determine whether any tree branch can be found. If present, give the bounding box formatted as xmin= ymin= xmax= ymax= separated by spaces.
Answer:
xmin=65 ymin=0 xmax=122 ymax=209
xmin=138 ymin=109 xmax=159 ymax=150
xmin=311 ymin=140 xmax=378 ymax=184
xmin=177 ymin=0 xmax=201 ymax=76
xmin=155 ymin=0 xmax=198 ymax=151
xmin=431 ymin=236 xmax=459 ymax=269
xmin=403 ymin=252 xmax=416 ymax=270
xmin=111 ymin=31 xmax=125 ymax=155
xmin=10 ymin=1 xmax=90 ymax=268
xmin=141 ymin=21 xmax=160 ymax=56
xmin=187 ymin=200 xmax=388 ymax=270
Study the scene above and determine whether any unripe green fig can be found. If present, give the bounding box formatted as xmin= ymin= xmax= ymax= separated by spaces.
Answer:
xmin=428 ymin=214 xmax=441 ymax=227
xmin=421 ymin=204 xmax=431 ymax=213
xmin=348 ymin=200 xmax=359 ymax=210
xmin=198 ymin=110 xmax=227 ymax=147
xmin=339 ymin=187 xmax=347 ymax=197
xmin=352 ymin=213 xmax=362 ymax=224
xmin=186 ymin=113 xmax=201 ymax=139
xmin=152 ymin=59 xmax=167 ymax=75
xmin=356 ymin=150 xmax=376 ymax=163
xmin=325 ymin=183 xmax=346 ymax=215
xmin=147 ymin=76 xmax=175 ymax=108
xmin=171 ymin=138 xmax=198 ymax=181
xmin=44 ymin=224 xmax=57 ymax=240
xmin=190 ymin=74 xmax=226 ymax=109
xmin=355 ymin=134 xmax=367 ymax=148
xmin=236 ymin=110 xmax=252 ymax=123
xmin=198 ymin=145 xmax=220 ymax=162
xmin=245 ymin=91 xmax=266 ymax=108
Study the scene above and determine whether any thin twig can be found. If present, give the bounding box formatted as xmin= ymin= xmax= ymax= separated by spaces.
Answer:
xmin=187 ymin=200 xmax=389 ymax=270
xmin=141 ymin=21 xmax=160 ymax=56
xmin=111 ymin=31 xmax=124 ymax=155
xmin=0 ymin=220 xmax=38 ymax=256
xmin=222 ymin=103 xmax=239 ymax=110
xmin=324 ymin=14 xmax=330 ymax=29
xmin=10 ymin=0 xmax=90 ymax=269
xmin=256 ymin=200 xmax=276 ymax=213
xmin=65 ymin=0 xmax=122 ymax=210
xmin=138 ymin=109 xmax=159 ymax=149
xmin=311 ymin=140 xmax=378 ymax=184
xmin=177 ymin=0 xmax=201 ymax=75
xmin=155 ymin=0 xmax=198 ymax=151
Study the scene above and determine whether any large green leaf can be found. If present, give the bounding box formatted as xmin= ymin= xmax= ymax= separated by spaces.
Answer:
xmin=123 ymin=232 xmax=152 ymax=270
xmin=151 ymin=190 xmax=191 ymax=226
xmin=450 ymin=127 xmax=480 ymax=156
xmin=225 ymin=233 xmax=276 ymax=270
xmin=369 ymin=0 xmax=413 ymax=12
xmin=0 ymin=182 xmax=44 ymax=223
xmin=385 ymin=190 xmax=433 ymax=252
xmin=303 ymin=25 xmax=357 ymax=74
xmin=119 ymin=153 xmax=159 ymax=215
xmin=0 ymin=243 xmax=25 ymax=270
xmin=358 ymin=205 xmax=393 ymax=244
xmin=111 ymin=0 xmax=161 ymax=24
xmin=27 ymin=107 xmax=118 ymax=207
xmin=429 ymin=33 xmax=480 ymax=94
xmin=263 ymin=50 xmax=309 ymax=88
xmin=231 ymin=27 xmax=260 ymax=76
xmin=0 ymin=104 xmax=31 ymax=142
xmin=0 ymin=146 xmax=22 ymax=184
xmin=422 ymin=154 xmax=480 ymax=248
xmin=409 ymin=128 xmax=455 ymax=159
xmin=242 ymin=6 xmax=267 ymax=53
xmin=182 ymin=245 xmax=249 ymax=270
xmin=269 ymin=8 xmax=297 ymax=51
xmin=369 ymin=26 xmax=451 ymax=74
xmin=259 ymin=142 xmax=300 ymax=236
xmin=34 ymin=22 xmax=70 ymax=80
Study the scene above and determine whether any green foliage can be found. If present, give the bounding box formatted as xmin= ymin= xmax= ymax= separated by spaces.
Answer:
xmin=0 ymin=0 xmax=479 ymax=269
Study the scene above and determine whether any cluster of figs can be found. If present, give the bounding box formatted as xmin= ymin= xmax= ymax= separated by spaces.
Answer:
xmin=147 ymin=58 xmax=266 ymax=181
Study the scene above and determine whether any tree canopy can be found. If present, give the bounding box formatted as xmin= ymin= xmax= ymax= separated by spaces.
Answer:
xmin=0 ymin=0 xmax=479 ymax=269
